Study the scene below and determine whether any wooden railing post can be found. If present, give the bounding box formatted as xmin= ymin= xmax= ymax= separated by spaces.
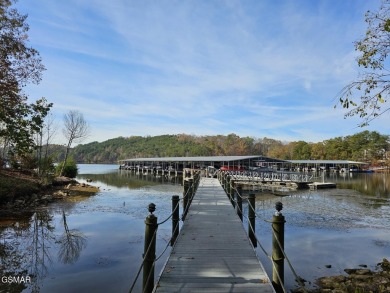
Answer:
xmin=188 ymin=178 xmax=194 ymax=205
xmin=236 ymin=185 xmax=243 ymax=221
xmin=222 ymin=172 xmax=227 ymax=190
xmin=182 ymin=180 xmax=189 ymax=220
xmin=229 ymin=180 xmax=235 ymax=208
xmin=226 ymin=175 xmax=231 ymax=197
xmin=248 ymin=193 xmax=257 ymax=247
xmin=143 ymin=203 xmax=157 ymax=293
xmin=271 ymin=202 xmax=285 ymax=293
xmin=171 ymin=195 xmax=180 ymax=246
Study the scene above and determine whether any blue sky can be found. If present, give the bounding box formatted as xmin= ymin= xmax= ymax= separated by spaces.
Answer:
xmin=16 ymin=0 xmax=390 ymax=144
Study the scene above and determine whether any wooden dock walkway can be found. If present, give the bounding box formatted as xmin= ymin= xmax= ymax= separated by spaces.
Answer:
xmin=154 ymin=177 xmax=275 ymax=293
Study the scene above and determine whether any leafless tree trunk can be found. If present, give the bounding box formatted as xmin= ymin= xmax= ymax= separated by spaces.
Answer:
xmin=60 ymin=110 xmax=89 ymax=176
xmin=33 ymin=114 xmax=57 ymax=176
xmin=43 ymin=113 xmax=58 ymax=162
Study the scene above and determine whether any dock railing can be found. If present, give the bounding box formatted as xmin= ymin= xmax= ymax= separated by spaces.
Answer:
xmin=128 ymin=172 xmax=201 ymax=293
xmin=219 ymin=170 xmax=309 ymax=293
xmin=225 ymin=170 xmax=314 ymax=182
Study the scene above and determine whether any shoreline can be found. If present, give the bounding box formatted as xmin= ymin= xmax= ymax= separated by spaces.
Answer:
xmin=294 ymin=259 xmax=390 ymax=292
xmin=0 ymin=170 xmax=99 ymax=215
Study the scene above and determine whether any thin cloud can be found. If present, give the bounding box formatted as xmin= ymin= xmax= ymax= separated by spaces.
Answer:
xmin=17 ymin=0 xmax=388 ymax=144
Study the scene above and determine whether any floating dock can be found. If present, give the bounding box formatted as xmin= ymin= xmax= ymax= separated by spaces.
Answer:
xmin=154 ymin=177 xmax=275 ymax=293
xmin=308 ymin=182 xmax=337 ymax=189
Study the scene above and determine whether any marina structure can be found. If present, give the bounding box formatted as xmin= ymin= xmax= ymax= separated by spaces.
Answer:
xmin=119 ymin=156 xmax=369 ymax=174
xmin=119 ymin=155 xmax=286 ymax=174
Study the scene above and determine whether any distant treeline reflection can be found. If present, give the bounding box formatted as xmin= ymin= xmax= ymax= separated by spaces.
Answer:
xmin=77 ymin=171 xmax=183 ymax=189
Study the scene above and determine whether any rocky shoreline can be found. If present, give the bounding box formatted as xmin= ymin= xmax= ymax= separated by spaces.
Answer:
xmin=294 ymin=258 xmax=390 ymax=293
xmin=0 ymin=176 xmax=99 ymax=214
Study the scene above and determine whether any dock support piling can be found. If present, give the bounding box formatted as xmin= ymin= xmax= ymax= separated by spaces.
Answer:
xmin=143 ymin=203 xmax=158 ymax=293
xmin=248 ymin=193 xmax=257 ymax=247
xmin=171 ymin=195 xmax=180 ymax=246
xmin=271 ymin=202 xmax=285 ymax=293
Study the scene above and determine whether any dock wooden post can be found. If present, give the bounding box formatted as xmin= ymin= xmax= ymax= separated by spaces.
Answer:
xmin=248 ymin=193 xmax=257 ymax=247
xmin=171 ymin=195 xmax=180 ymax=246
xmin=226 ymin=175 xmax=231 ymax=197
xmin=224 ymin=172 xmax=228 ymax=191
xmin=229 ymin=180 xmax=235 ymax=207
xmin=188 ymin=178 xmax=194 ymax=205
xmin=182 ymin=180 xmax=189 ymax=220
xmin=236 ymin=185 xmax=243 ymax=221
xmin=271 ymin=202 xmax=285 ymax=293
xmin=143 ymin=203 xmax=157 ymax=293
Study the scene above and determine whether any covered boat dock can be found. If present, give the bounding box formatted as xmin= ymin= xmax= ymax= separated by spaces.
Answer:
xmin=118 ymin=155 xmax=287 ymax=174
xmin=287 ymin=160 xmax=369 ymax=172
xmin=119 ymin=156 xmax=369 ymax=173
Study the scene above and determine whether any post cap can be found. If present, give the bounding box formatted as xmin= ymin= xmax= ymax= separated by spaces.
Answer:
xmin=148 ymin=203 xmax=156 ymax=214
xmin=275 ymin=201 xmax=283 ymax=212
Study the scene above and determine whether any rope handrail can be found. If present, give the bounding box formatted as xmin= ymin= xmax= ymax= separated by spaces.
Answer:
xmin=223 ymin=170 xmax=314 ymax=183
xmin=223 ymin=176 xmax=308 ymax=292
xmin=156 ymin=174 xmax=200 ymax=225
xmin=155 ymin=216 xmax=181 ymax=261
xmin=245 ymin=210 xmax=288 ymax=293
xmin=242 ymin=189 xmax=307 ymax=291
xmin=157 ymin=199 xmax=180 ymax=226
xmin=129 ymin=228 xmax=158 ymax=293
xmin=271 ymin=223 xmax=307 ymax=291
xmin=129 ymin=173 xmax=201 ymax=293
xmin=142 ymin=211 xmax=185 ymax=292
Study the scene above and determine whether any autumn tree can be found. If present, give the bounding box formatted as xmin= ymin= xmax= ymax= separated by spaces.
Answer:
xmin=60 ymin=110 xmax=89 ymax=176
xmin=337 ymin=0 xmax=390 ymax=126
xmin=0 ymin=0 xmax=52 ymax=163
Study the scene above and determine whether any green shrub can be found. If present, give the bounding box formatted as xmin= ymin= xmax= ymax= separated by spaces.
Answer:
xmin=56 ymin=159 xmax=78 ymax=178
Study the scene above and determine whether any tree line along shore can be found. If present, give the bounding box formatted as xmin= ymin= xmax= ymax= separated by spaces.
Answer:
xmin=50 ymin=131 xmax=389 ymax=165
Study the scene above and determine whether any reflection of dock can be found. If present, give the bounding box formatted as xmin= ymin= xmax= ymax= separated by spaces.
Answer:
xmin=155 ymin=178 xmax=274 ymax=292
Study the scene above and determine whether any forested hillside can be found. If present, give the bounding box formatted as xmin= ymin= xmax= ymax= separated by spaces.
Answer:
xmin=57 ymin=131 xmax=390 ymax=165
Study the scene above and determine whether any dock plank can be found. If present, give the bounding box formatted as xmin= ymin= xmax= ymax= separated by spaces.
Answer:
xmin=154 ymin=178 xmax=274 ymax=293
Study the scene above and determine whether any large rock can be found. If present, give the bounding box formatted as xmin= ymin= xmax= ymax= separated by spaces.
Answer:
xmin=381 ymin=258 xmax=390 ymax=271
xmin=316 ymin=275 xmax=347 ymax=289
xmin=53 ymin=176 xmax=74 ymax=186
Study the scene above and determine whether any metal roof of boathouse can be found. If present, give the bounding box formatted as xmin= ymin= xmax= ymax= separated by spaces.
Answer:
xmin=287 ymin=160 xmax=367 ymax=165
xmin=119 ymin=155 xmax=287 ymax=163
xmin=119 ymin=156 xmax=368 ymax=167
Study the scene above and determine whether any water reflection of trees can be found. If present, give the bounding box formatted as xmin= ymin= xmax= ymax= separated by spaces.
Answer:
xmin=0 ymin=210 xmax=87 ymax=293
xmin=57 ymin=210 xmax=87 ymax=264
xmin=28 ymin=211 xmax=55 ymax=292
xmin=337 ymin=173 xmax=390 ymax=198
xmin=77 ymin=171 xmax=183 ymax=188
xmin=0 ymin=211 xmax=54 ymax=293
xmin=0 ymin=222 xmax=30 ymax=293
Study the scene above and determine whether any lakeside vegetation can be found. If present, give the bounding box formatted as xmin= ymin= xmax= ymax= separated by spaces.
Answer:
xmin=64 ymin=131 xmax=389 ymax=165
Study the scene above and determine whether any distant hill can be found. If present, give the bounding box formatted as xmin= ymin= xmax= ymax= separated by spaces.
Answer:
xmin=70 ymin=135 xmax=210 ymax=163
xmin=53 ymin=131 xmax=389 ymax=164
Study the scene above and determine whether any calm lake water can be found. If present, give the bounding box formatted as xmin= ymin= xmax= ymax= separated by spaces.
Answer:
xmin=1 ymin=164 xmax=389 ymax=292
